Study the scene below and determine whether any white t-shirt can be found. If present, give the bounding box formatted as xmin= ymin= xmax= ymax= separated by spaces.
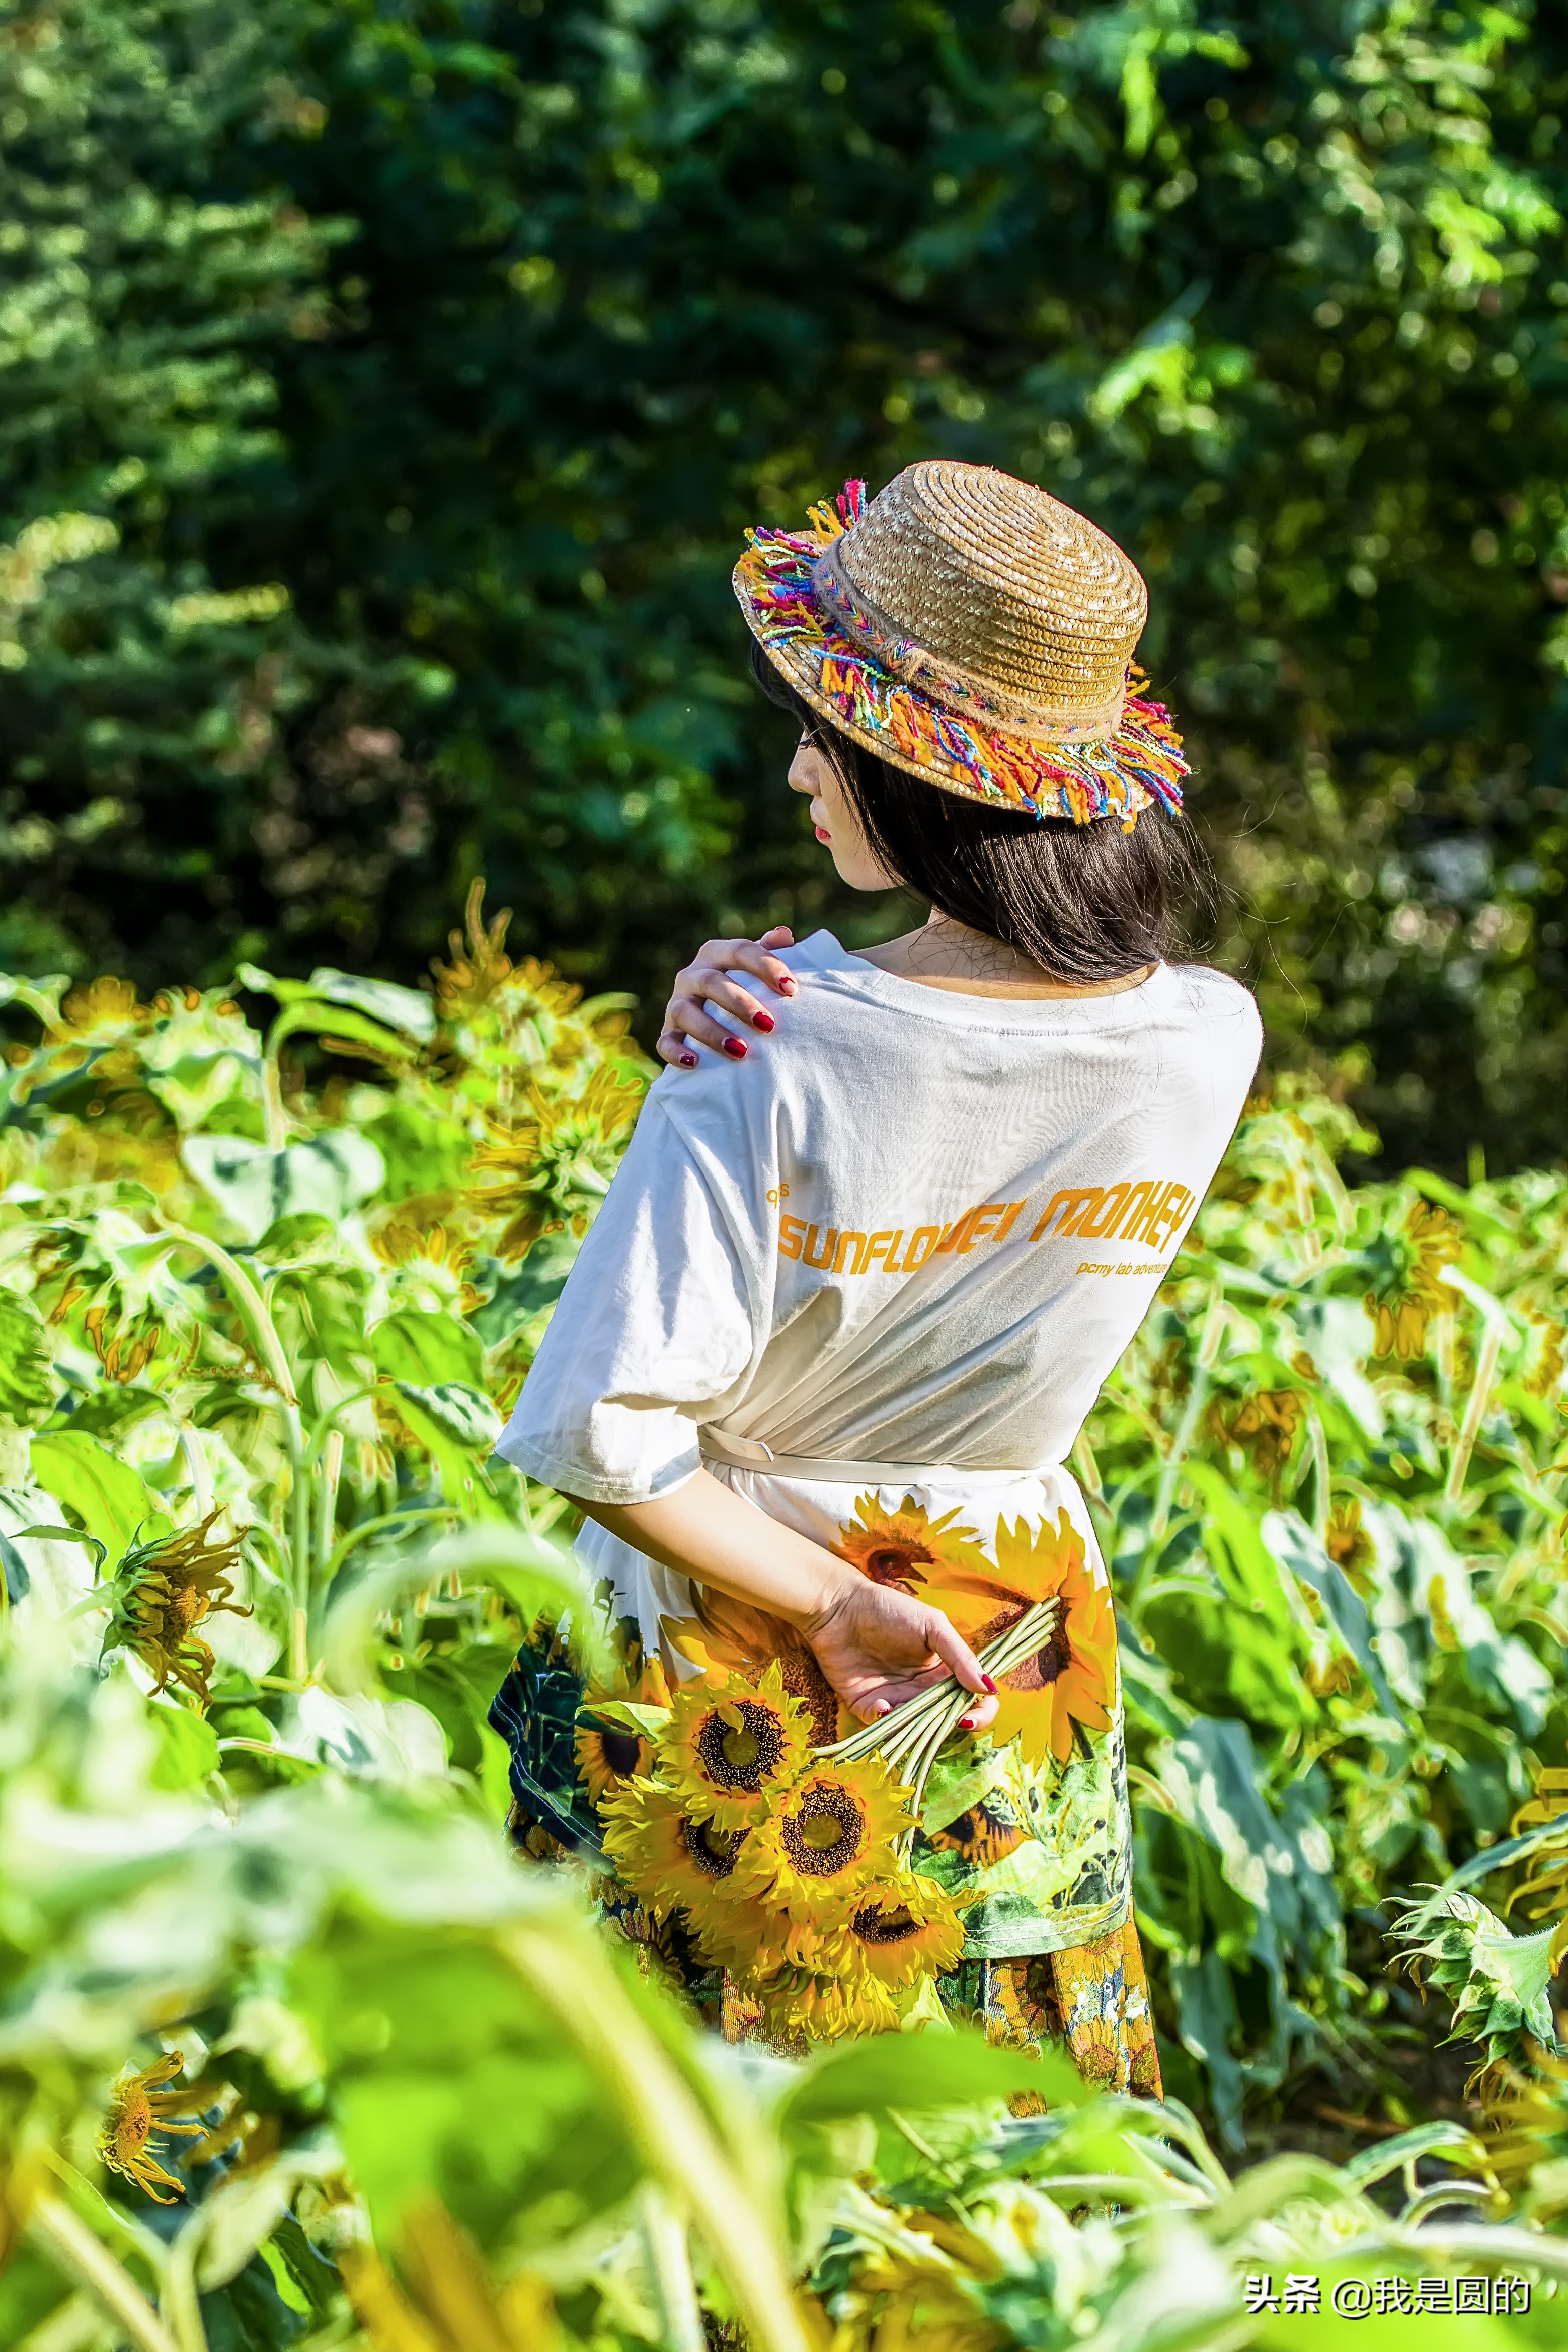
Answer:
xmin=498 ymin=932 xmax=1262 ymax=1503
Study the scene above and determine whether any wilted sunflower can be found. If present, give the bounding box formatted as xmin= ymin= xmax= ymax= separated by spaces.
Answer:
xmin=1206 ymin=1387 xmax=1306 ymax=1486
xmin=982 ymin=1513 xmax=1115 ymax=1768
xmin=469 ymin=1065 xmax=647 ymax=1258
xmin=833 ymin=1875 xmax=968 ymax=1991
xmin=429 ymin=878 xmax=517 ymax=1018
xmin=371 ymin=1214 xmax=481 ymax=1316
xmin=658 ymin=1662 xmax=813 ymax=1831
xmin=734 ymin=1759 xmax=911 ymax=1914
xmin=104 ymin=1512 xmax=251 ymax=1710
xmin=1365 ymin=1199 xmax=1463 ymax=1360
xmin=99 ymin=2052 xmax=208 ymax=2203
xmin=1325 ymin=1497 xmax=1376 ymax=1591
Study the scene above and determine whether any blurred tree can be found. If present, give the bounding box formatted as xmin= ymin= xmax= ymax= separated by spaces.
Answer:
xmin=3 ymin=0 xmax=1567 ymax=1172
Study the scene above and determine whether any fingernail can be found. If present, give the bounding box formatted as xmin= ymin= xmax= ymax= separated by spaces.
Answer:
xmin=723 ymin=1037 xmax=748 ymax=1059
xmin=678 ymin=1052 xmax=698 ymax=1068
xmin=778 ymin=977 xmax=797 ymax=994
xmin=752 ymin=1010 xmax=775 ymax=1032
xmin=981 ymin=1674 xmax=998 ymax=1695
xmin=958 ymin=1714 xmax=979 ymax=1732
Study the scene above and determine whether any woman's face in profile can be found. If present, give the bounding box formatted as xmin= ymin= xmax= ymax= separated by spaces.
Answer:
xmin=788 ymin=730 xmax=899 ymax=892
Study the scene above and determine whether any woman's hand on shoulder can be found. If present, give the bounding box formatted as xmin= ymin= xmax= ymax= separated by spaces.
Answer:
xmin=657 ymin=925 xmax=798 ymax=1068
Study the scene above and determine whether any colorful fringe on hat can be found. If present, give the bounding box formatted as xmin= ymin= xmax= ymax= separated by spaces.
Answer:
xmin=733 ymin=480 xmax=1190 ymax=826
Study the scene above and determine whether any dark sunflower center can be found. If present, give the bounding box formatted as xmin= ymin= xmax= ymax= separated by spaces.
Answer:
xmin=600 ymin=1728 xmax=643 ymax=1777
xmin=865 ymin=1545 xmax=928 ymax=1588
xmin=694 ymin=1701 xmax=785 ymax=1791
xmin=1034 ymin=1626 xmax=1072 ymax=1686
xmin=780 ymin=1783 xmax=864 ymax=1875
xmin=851 ymin=1902 xmax=920 ymax=1945
xmin=679 ymin=1816 xmax=743 ymax=1879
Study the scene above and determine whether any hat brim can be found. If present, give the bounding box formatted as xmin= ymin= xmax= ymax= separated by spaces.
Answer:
xmin=734 ymin=524 xmax=1188 ymax=825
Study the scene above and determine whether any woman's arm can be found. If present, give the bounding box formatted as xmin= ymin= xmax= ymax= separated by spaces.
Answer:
xmin=568 ymin=1469 xmax=1000 ymax=1729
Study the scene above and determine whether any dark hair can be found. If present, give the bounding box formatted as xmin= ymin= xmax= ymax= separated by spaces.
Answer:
xmin=749 ymin=639 xmax=1216 ymax=985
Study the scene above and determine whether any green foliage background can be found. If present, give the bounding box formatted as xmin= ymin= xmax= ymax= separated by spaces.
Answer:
xmin=5 ymin=0 xmax=1568 ymax=1172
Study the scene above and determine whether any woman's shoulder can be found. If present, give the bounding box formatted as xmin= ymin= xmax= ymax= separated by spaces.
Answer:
xmin=1159 ymin=960 xmax=1262 ymax=1031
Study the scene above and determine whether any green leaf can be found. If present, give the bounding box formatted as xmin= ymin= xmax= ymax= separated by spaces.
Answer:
xmin=778 ymin=2027 xmax=1084 ymax=2140
xmin=147 ymin=1698 xmax=220 ymax=1788
xmin=0 ymin=1291 xmax=57 ymax=1428
xmin=394 ymin=1380 xmax=503 ymax=1452
xmin=28 ymin=1428 xmax=166 ymax=1567
xmin=182 ymin=1130 xmax=386 ymax=1244
xmin=371 ymin=1308 xmax=483 ymax=1389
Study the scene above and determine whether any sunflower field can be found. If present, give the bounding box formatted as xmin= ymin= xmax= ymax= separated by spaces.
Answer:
xmin=3 ymin=893 xmax=1568 ymax=2350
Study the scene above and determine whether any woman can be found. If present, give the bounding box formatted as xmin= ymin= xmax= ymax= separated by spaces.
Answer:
xmin=491 ymin=461 xmax=1260 ymax=2087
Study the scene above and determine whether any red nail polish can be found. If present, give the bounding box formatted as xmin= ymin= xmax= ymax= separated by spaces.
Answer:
xmin=779 ymin=978 xmax=798 ymax=994
xmin=981 ymin=1674 xmax=998 ymax=1695
xmin=752 ymin=1010 xmax=775 ymax=1032
xmin=678 ymin=1052 xmax=697 ymax=1068
xmin=723 ymin=1036 xmax=748 ymax=1059
xmin=958 ymin=1714 xmax=979 ymax=1732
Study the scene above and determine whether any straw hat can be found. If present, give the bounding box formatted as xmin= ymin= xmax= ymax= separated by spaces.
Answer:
xmin=733 ymin=461 xmax=1187 ymax=826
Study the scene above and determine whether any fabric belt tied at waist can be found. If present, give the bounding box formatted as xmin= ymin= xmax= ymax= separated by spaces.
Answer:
xmin=698 ymin=1425 xmax=1058 ymax=1488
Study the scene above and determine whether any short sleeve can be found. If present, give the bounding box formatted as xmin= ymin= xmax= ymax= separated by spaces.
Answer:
xmin=493 ymin=1097 xmax=759 ymax=1504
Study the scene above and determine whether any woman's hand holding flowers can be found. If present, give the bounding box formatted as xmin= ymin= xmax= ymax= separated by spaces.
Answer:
xmin=801 ymin=1567 xmax=999 ymax=1728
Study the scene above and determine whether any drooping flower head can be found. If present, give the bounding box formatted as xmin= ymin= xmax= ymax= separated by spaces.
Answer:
xmin=657 ymin=1661 xmax=813 ymax=1831
xmin=834 ymin=1874 xmax=969 ymax=1991
xmin=104 ymin=1512 xmax=251 ymax=1710
xmin=1365 ymin=1199 xmax=1463 ymax=1361
xmin=750 ymin=1962 xmax=901 ymax=2048
xmin=598 ymin=1780 xmax=769 ymax=1969
xmin=98 ymin=2052 xmax=208 ymax=2203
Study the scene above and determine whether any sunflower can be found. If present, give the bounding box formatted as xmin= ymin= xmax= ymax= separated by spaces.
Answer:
xmin=574 ymin=1648 xmax=670 ymax=1806
xmin=658 ymin=1661 xmax=813 ymax=1831
xmin=371 ymin=1213 xmax=481 ymax=1316
xmin=751 ymin=1962 xmax=901 ymax=2047
xmin=98 ymin=2052 xmax=208 ymax=2203
xmin=664 ymin=1598 xmax=844 ymax=1743
xmin=469 ymin=1065 xmax=647 ymax=1257
xmin=103 ymin=1512 xmax=251 ymax=1710
xmin=575 ymin=1714 xmax=656 ymax=1807
xmin=833 ymin=1495 xmax=990 ymax=1596
xmin=733 ymin=1759 xmax=912 ymax=1914
xmin=598 ymin=1782 xmax=773 ymax=1969
xmin=981 ymin=1513 xmax=1115 ymax=1767
xmin=832 ymin=1874 xmax=969 ymax=1991
xmin=1206 ymin=1387 xmax=1306 ymax=1487
xmin=1325 ymin=1497 xmax=1375 ymax=1592
xmin=1364 ymin=1199 xmax=1463 ymax=1360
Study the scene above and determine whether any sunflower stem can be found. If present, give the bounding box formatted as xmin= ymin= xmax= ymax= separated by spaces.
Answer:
xmin=815 ymin=1594 xmax=1062 ymax=1835
xmin=27 ymin=2194 xmax=182 ymax=2352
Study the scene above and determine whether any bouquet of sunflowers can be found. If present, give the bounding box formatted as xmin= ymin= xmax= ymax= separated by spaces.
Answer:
xmin=590 ymin=1601 xmax=1061 ymax=2044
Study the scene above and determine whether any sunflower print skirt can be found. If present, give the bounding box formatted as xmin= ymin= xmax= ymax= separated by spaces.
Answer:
xmin=489 ymin=1475 xmax=1158 ymax=2095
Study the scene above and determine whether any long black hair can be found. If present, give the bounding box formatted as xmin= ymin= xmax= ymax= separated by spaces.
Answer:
xmin=750 ymin=640 xmax=1217 ymax=986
